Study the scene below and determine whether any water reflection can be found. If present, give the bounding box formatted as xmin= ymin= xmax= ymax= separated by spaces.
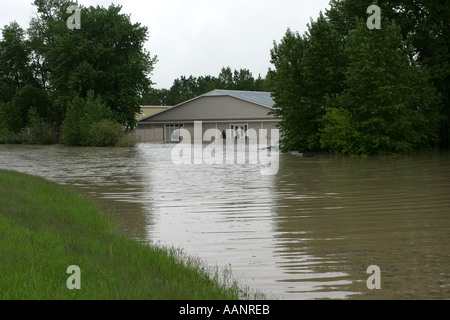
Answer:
xmin=0 ymin=144 xmax=449 ymax=299
xmin=136 ymin=144 xmax=282 ymax=298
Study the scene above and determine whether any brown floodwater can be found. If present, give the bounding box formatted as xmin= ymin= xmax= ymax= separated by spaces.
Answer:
xmin=0 ymin=143 xmax=449 ymax=300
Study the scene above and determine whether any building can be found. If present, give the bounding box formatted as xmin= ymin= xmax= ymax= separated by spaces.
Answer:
xmin=135 ymin=89 xmax=279 ymax=142
xmin=136 ymin=106 xmax=172 ymax=120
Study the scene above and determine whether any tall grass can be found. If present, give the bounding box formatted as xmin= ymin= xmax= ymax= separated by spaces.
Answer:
xmin=0 ymin=169 xmax=256 ymax=300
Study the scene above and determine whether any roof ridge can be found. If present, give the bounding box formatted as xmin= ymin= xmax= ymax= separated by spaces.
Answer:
xmin=202 ymin=89 xmax=274 ymax=108
xmin=138 ymin=89 xmax=275 ymax=122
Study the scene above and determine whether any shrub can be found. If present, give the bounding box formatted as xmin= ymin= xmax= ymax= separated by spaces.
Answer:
xmin=115 ymin=132 xmax=137 ymax=148
xmin=28 ymin=108 xmax=59 ymax=144
xmin=0 ymin=128 xmax=33 ymax=144
xmin=321 ymin=107 xmax=361 ymax=155
xmin=62 ymin=91 xmax=114 ymax=146
xmin=62 ymin=96 xmax=85 ymax=146
xmin=88 ymin=119 xmax=122 ymax=147
xmin=0 ymin=101 xmax=22 ymax=134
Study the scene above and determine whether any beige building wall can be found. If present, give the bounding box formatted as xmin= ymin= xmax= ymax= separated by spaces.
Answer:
xmin=136 ymin=95 xmax=280 ymax=143
xmin=135 ymin=121 xmax=280 ymax=143
xmin=140 ymin=96 xmax=275 ymax=122
xmin=134 ymin=123 xmax=164 ymax=143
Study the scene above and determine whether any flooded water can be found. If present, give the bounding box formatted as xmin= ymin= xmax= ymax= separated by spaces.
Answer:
xmin=0 ymin=143 xmax=449 ymax=300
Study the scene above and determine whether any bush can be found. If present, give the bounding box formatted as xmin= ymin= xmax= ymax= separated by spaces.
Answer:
xmin=87 ymin=119 xmax=122 ymax=147
xmin=28 ymin=108 xmax=59 ymax=145
xmin=62 ymin=91 xmax=115 ymax=147
xmin=0 ymin=128 xmax=33 ymax=144
xmin=62 ymin=96 xmax=85 ymax=146
xmin=0 ymin=101 xmax=22 ymax=134
xmin=115 ymin=132 xmax=137 ymax=148
xmin=321 ymin=107 xmax=361 ymax=155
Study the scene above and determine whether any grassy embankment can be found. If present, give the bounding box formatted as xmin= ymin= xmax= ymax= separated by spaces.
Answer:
xmin=0 ymin=169 xmax=249 ymax=300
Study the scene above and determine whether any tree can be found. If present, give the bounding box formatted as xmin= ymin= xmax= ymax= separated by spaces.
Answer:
xmin=62 ymin=91 xmax=121 ymax=147
xmin=31 ymin=1 xmax=157 ymax=130
xmin=270 ymin=14 xmax=346 ymax=151
xmin=166 ymin=75 xmax=201 ymax=105
xmin=217 ymin=67 xmax=262 ymax=91
xmin=269 ymin=29 xmax=309 ymax=151
xmin=27 ymin=0 xmax=76 ymax=92
xmin=217 ymin=67 xmax=234 ymax=90
xmin=197 ymin=75 xmax=220 ymax=94
xmin=326 ymin=0 xmax=450 ymax=145
xmin=232 ymin=69 xmax=256 ymax=91
xmin=12 ymin=85 xmax=51 ymax=128
xmin=0 ymin=22 xmax=34 ymax=103
xmin=301 ymin=13 xmax=348 ymax=149
xmin=61 ymin=95 xmax=85 ymax=146
xmin=88 ymin=119 xmax=122 ymax=147
xmin=28 ymin=107 xmax=59 ymax=144
xmin=159 ymin=67 xmax=268 ymax=106
xmin=141 ymin=88 xmax=170 ymax=106
xmin=321 ymin=20 xmax=440 ymax=155
xmin=0 ymin=101 xmax=22 ymax=133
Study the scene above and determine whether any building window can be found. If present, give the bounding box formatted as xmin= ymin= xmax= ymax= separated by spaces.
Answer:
xmin=230 ymin=124 xmax=248 ymax=139
xmin=165 ymin=124 xmax=184 ymax=141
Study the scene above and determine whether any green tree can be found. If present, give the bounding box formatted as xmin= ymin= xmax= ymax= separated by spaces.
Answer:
xmin=166 ymin=75 xmax=200 ymax=105
xmin=269 ymin=29 xmax=308 ymax=151
xmin=197 ymin=75 xmax=220 ymax=94
xmin=0 ymin=22 xmax=34 ymax=103
xmin=321 ymin=20 xmax=440 ymax=155
xmin=12 ymin=85 xmax=51 ymax=126
xmin=62 ymin=95 xmax=86 ymax=146
xmin=270 ymin=14 xmax=346 ymax=151
xmin=88 ymin=119 xmax=122 ymax=147
xmin=0 ymin=84 xmax=49 ymax=134
xmin=217 ymin=67 xmax=234 ymax=90
xmin=62 ymin=91 xmax=117 ymax=146
xmin=141 ymin=88 xmax=171 ymax=106
xmin=327 ymin=0 xmax=450 ymax=145
xmin=27 ymin=0 xmax=76 ymax=92
xmin=0 ymin=101 xmax=22 ymax=133
xmin=254 ymin=74 xmax=267 ymax=92
xmin=232 ymin=69 xmax=256 ymax=91
xmin=217 ymin=67 xmax=262 ymax=91
xmin=28 ymin=107 xmax=59 ymax=144
xmin=31 ymin=1 xmax=157 ymax=130
xmin=162 ymin=67 xmax=267 ymax=106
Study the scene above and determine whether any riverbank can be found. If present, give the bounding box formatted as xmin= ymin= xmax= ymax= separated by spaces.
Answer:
xmin=0 ymin=169 xmax=248 ymax=300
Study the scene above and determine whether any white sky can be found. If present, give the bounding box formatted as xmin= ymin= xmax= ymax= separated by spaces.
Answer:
xmin=0 ymin=0 xmax=331 ymax=89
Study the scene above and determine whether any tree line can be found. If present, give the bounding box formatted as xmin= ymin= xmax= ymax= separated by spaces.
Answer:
xmin=142 ymin=67 xmax=270 ymax=107
xmin=270 ymin=0 xmax=449 ymax=155
xmin=1 ymin=0 xmax=449 ymax=155
xmin=0 ymin=0 xmax=155 ymax=146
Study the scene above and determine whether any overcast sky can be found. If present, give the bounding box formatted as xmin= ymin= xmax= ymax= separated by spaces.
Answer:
xmin=1 ymin=0 xmax=331 ymax=89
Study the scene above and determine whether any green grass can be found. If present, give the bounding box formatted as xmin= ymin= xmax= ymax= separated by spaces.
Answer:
xmin=0 ymin=169 xmax=254 ymax=300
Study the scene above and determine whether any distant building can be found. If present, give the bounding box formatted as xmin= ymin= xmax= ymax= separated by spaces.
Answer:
xmin=136 ymin=106 xmax=172 ymax=120
xmin=135 ymin=90 xmax=280 ymax=142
